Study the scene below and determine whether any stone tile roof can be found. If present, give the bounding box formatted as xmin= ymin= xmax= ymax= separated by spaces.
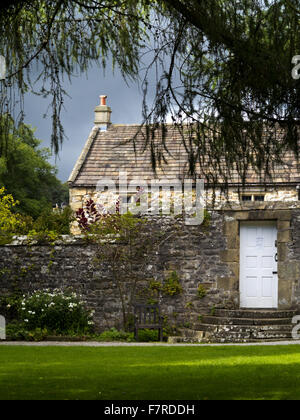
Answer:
xmin=68 ymin=124 xmax=300 ymax=187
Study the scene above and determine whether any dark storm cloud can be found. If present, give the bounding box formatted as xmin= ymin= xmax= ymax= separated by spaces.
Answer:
xmin=23 ymin=65 xmax=145 ymax=182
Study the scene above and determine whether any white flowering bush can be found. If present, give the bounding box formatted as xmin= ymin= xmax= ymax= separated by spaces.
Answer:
xmin=18 ymin=289 xmax=95 ymax=334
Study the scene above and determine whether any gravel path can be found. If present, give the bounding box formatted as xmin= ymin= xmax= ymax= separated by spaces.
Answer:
xmin=1 ymin=340 xmax=300 ymax=347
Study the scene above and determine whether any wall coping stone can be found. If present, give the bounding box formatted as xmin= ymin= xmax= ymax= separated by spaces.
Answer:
xmin=3 ymin=235 xmax=87 ymax=247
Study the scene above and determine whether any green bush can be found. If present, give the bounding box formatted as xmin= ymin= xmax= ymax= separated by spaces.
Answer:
xmin=137 ymin=328 xmax=165 ymax=342
xmin=0 ymin=293 xmax=22 ymax=321
xmin=0 ymin=187 xmax=74 ymax=245
xmin=33 ymin=207 xmax=74 ymax=235
xmin=17 ymin=289 xmax=94 ymax=335
xmin=6 ymin=321 xmax=49 ymax=341
xmin=96 ymin=328 xmax=165 ymax=342
xmin=0 ymin=187 xmax=30 ymax=244
xmin=25 ymin=207 xmax=75 ymax=244
xmin=97 ymin=328 xmax=134 ymax=342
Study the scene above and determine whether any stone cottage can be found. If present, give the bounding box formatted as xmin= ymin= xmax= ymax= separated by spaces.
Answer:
xmin=67 ymin=95 xmax=300 ymax=342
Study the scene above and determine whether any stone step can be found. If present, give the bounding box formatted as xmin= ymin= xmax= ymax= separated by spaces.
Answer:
xmin=199 ymin=324 xmax=295 ymax=343
xmin=203 ymin=329 xmax=293 ymax=342
xmin=169 ymin=325 xmax=299 ymax=344
xmin=213 ymin=309 xmax=298 ymax=319
xmin=178 ymin=308 xmax=300 ymax=343
xmin=198 ymin=323 xmax=293 ymax=334
xmin=202 ymin=337 xmax=297 ymax=344
xmin=171 ymin=330 xmax=296 ymax=344
xmin=200 ymin=316 xmax=293 ymax=326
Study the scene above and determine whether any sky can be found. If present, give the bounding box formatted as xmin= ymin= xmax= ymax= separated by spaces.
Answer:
xmin=23 ymin=64 xmax=147 ymax=183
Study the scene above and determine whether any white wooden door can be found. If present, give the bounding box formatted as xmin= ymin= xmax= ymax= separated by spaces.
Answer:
xmin=240 ymin=222 xmax=278 ymax=308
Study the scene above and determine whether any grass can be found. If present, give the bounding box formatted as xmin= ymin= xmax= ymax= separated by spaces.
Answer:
xmin=1 ymin=345 xmax=300 ymax=399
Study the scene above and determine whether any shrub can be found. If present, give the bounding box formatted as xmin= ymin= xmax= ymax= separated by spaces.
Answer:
xmin=0 ymin=293 xmax=22 ymax=321
xmin=96 ymin=328 xmax=165 ymax=342
xmin=0 ymin=187 xmax=29 ymax=244
xmin=33 ymin=207 xmax=74 ymax=235
xmin=0 ymin=188 xmax=74 ymax=245
xmin=97 ymin=328 xmax=134 ymax=342
xmin=148 ymin=280 xmax=163 ymax=293
xmin=26 ymin=207 xmax=75 ymax=244
xmin=17 ymin=289 xmax=95 ymax=335
xmin=77 ymin=198 xmax=167 ymax=331
xmin=6 ymin=321 xmax=49 ymax=341
xmin=137 ymin=328 xmax=165 ymax=342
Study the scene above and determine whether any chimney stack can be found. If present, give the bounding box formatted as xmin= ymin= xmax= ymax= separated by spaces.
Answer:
xmin=94 ymin=95 xmax=112 ymax=130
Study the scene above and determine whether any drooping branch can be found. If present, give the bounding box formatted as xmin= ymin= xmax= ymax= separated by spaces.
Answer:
xmin=0 ymin=0 xmax=152 ymax=154
xmin=139 ymin=0 xmax=299 ymax=189
xmin=0 ymin=0 xmax=299 ymax=190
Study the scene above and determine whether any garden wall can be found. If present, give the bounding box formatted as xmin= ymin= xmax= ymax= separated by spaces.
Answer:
xmin=0 ymin=207 xmax=300 ymax=332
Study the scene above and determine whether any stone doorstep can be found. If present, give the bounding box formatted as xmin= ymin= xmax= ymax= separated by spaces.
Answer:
xmin=195 ymin=324 xmax=294 ymax=343
xmin=172 ymin=321 xmax=296 ymax=344
xmin=203 ymin=329 xmax=293 ymax=340
xmin=200 ymin=316 xmax=294 ymax=326
xmin=173 ymin=307 xmax=300 ymax=344
xmin=201 ymin=337 xmax=295 ymax=344
xmin=213 ymin=309 xmax=299 ymax=319
xmin=168 ymin=330 xmax=294 ymax=344
xmin=198 ymin=324 xmax=293 ymax=333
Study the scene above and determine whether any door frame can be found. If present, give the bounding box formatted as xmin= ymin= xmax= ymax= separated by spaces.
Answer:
xmin=219 ymin=208 xmax=293 ymax=310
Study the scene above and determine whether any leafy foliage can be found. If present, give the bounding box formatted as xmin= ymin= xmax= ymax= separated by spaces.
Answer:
xmin=97 ymin=327 xmax=165 ymax=342
xmin=97 ymin=328 xmax=134 ymax=342
xmin=0 ymin=0 xmax=151 ymax=153
xmin=141 ymin=0 xmax=300 ymax=187
xmin=76 ymin=197 xmax=168 ymax=330
xmin=0 ymin=187 xmax=28 ymax=244
xmin=5 ymin=322 xmax=50 ymax=342
xmin=33 ymin=206 xmax=74 ymax=235
xmin=4 ymin=289 xmax=95 ymax=335
xmin=0 ymin=0 xmax=299 ymax=194
xmin=0 ymin=115 xmax=69 ymax=218
xmin=0 ymin=293 xmax=22 ymax=322
xmin=76 ymin=199 xmax=103 ymax=231
xmin=0 ymin=187 xmax=74 ymax=244
xmin=197 ymin=284 xmax=207 ymax=299
xmin=162 ymin=271 xmax=183 ymax=296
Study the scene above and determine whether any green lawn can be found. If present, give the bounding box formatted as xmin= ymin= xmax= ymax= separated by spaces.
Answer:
xmin=1 ymin=345 xmax=300 ymax=400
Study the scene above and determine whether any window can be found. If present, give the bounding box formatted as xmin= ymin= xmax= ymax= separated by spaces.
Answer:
xmin=254 ymin=195 xmax=265 ymax=202
xmin=241 ymin=195 xmax=252 ymax=202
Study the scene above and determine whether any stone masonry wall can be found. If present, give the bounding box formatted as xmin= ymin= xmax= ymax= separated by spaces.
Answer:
xmin=0 ymin=214 xmax=231 ymax=331
xmin=288 ymin=210 xmax=300 ymax=306
xmin=0 ymin=208 xmax=299 ymax=332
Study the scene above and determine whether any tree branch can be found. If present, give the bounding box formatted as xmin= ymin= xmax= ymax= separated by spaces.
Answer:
xmin=5 ymin=0 xmax=65 ymax=79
